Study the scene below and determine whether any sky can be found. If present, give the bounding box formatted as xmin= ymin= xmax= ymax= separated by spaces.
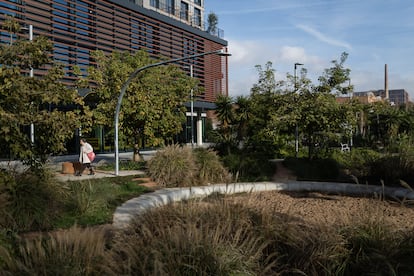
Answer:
xmin=204 ymin=0 xmax=414 ymax=98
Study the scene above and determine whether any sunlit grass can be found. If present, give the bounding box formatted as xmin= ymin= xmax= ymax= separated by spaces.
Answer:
xmin=53 ymin=175 xmax=149 ymax=228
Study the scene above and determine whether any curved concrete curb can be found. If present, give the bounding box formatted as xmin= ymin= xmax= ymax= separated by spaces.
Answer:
xmin=112 ymin=181 xmax=414 ymax=229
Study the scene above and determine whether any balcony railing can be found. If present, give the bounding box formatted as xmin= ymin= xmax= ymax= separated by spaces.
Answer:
xmin=143 ymin=2 xmax=225 ymax=39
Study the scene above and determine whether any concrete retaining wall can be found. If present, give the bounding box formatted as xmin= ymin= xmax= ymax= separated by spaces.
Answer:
xmin=112 ymin=181 xmax=414 ymax=229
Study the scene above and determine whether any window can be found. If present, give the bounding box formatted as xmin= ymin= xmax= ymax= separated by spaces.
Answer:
xmin=194 ymin=0 xmax=201 ymax=5
xmin=180 ymin=1 xmax=188 ymax=21
xmin=150 ymin=0 xmax=159 ymax=8
xmin=193 ymin=7 xmax=201 ymax=26
xmin=166 ymin=0 xmax=174 ymax=14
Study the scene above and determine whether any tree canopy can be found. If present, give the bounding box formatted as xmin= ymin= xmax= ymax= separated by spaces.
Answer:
xmin=0 ymin=20 xmax=91 ymax=166
xmin=87 ymin=50 xmax=198 ymax=148
xmin=213 ymin=52 xmax=360 ymax=159
xmin=207 ymin=12 xmax=218 ymax=34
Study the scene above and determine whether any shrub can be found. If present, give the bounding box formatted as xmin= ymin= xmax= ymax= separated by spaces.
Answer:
xmin=147 ymin=145 xmax=230 ymax=187
xmin=193 ymin=148 xmax=230 ymax=185
xmin=0 ymin=168 xmax=67 ymax=232
xmin=107 ymin=200 xmax=273 ymax=275
xmin=368 ymin=140 xmax=414 ymax=186
xmin=332 ymin=148 xmax=381 ymax=182
xmin=147 ymin=144 xmax=198 ymax=187
xmin=333 ymin=144 xmax=414 ymax=186
xmin=67 ymin=181 xmax=94 ymax=215
xmin=369 ymin=155 xmax=414 ymax=187
xmin=0 ymin=228 xmax=18 ymax=272
xmin=1 ymin=226 xmax=109 ymax=275
xmin=54 ymin=176 xmax=148 ymax=228
xmin=284 ymin=157 xmax=340 ymax=181
xmin=220 ymin=151 xmax=275 ymax=182
xmin=340 ymin=213 xmax=414 ymax=275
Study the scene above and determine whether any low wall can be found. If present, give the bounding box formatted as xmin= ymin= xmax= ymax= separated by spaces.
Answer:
xmin=112 ymin=181 xmax=414 ymax=229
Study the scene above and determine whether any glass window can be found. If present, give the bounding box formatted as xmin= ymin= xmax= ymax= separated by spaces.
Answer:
xmin=166 ymin=0 xmax=175 ymax=14
xmin=150 ymin=0 xmax=159 ymax=8
xmin=194 ymin=0 xmax=201 ymax=5
xmin=180 ymin=1 xmax=188 ymax=21
xmin=194 ymin=8 xmax=201 ymax=26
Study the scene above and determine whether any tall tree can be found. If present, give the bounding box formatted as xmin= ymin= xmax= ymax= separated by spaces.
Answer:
xmin=257 ymin=53 xmax=356 ymax=158
xmin=317 ymin=52 xmax=353 ymax=95
xmin=212 ymin=95 xmax=236 ymax=154
xmin=207 ymin=12 xmax=218 ymax=34
xmin=88 ymin=50 xmax=197 ymax=149
xmin=0 ymin=20 xmax=91 ymax=166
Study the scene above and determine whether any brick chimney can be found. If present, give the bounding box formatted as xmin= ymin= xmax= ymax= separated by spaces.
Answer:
xmin=384 ymin=64 xmax=389 ymax=100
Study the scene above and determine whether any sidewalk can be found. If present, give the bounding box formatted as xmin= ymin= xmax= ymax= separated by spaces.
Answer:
xmin=54 ymin=169 xmax=145 ymax=182
xmin=48 ymin=151 xmax=153 ymax=181
xmin=0 ymin=150 xmax=154 ymax=181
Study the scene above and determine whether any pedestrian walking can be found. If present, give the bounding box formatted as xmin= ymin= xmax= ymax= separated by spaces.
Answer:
xmin=76 ymin=138 xmax=95 ymax=176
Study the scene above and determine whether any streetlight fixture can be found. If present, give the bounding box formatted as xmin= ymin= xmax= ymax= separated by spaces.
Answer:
xmin=294 ymin=62 xmax=303 ymax=158
xmin=21 ymin=25 xmax=34 ymax=144
xmin=114 ymin=49 xmax=231 ymax=175
xmin=190 ymin=64 xmax=194 ymax=148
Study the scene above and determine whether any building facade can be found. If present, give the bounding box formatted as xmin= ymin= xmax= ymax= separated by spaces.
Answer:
xmin=0 ymin=0 xmax=229 ymax=150
xmin=137 ymin=0 xmax=204 ymax=30
xmin=353 ymin=89 xmax=410 ymax=106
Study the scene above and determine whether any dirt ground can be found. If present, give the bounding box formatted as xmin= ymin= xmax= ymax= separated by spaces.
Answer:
xmin=228 ymin=190 xmax=414 ymax=231
xmin=232 ymin=161 xmax=414 ymax=231
xmin=138 ymin=163 xmax=414 ymax=231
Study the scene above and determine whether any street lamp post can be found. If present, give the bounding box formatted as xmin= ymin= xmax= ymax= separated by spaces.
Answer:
xmin=114 ymin=49 xmax=231 ymax=175
xmin=294 ymin=62 xmax=303 ymax=158
xmin=190 ymin=64 xmax=194 ymax=148
xmin=22 ymin=25 xmax=34 ymax=144
xmin=29 ymin=25 xmax=34 ymax=145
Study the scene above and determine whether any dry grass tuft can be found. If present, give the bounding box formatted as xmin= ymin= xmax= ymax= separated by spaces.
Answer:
xmin=108 ymin=199 xmax=275 ymax=275
xmin=2 ymin=190 xmax=414 ymax=275
xmin=147 ymin=145 xmax=231 ymax=187
xmin=1 ymin=226 xmax=109 ymax=275
xmin=147 ymin=144 xmax=198 ymax=187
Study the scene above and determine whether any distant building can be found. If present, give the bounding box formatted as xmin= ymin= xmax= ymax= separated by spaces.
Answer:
xmin=337 ymin=89 xmax=410 ymax=106
xmin=355 ymin=89 xmax=410 ymax=106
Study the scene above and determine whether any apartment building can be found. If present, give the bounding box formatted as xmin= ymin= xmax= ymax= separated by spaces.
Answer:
xmin=0 ymin=0 xmax=229 ymax=150
xmin=133 ymin=0 xmax=206 ymax=30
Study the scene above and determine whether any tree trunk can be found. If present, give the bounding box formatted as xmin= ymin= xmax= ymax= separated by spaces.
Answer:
xmin=133 ymin=143 xmax=142 ymax=162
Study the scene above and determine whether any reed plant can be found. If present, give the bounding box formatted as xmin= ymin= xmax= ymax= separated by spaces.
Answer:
xmin=0 ymin=168 xmax=67 ymax=232
xmin=54 ymin=176 xmax=148 ymax=228
xmin=2 ymin=191 xmax=413 ymax=275
xmin=147 ymin=144 xmax=198 ymax=187
xmin=0 ymin=226 xmax=109 ymax=275
xmin=105 ymin=193 xmax=414 ymax=275
xmin=107 ymin=199 xmax=275 ymax=275
xmin=339 ymin=203 xmax=414 ymax=275
xmin=67 ymin=181 xmax=94 ymax=215
xmin=193 ymin=147 xmax=231 ymax=185
xmin=147 ymin=145 xmax=230 ymax=187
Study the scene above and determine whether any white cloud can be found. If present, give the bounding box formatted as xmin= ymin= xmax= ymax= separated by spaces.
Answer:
xmin=227 ymin=40 xmax=323 ymax=69
xmin=226 ymin=40 xmax=326 ymax=97
xmin=226 ymin=39 xmax=288 ymax=67
xmin=276 ymin=46 xmax=323 ymax=68
xmin=296 ymin=24 xmax=352 ymax=50
xmin=215 ymin=1 xmax=331 ymax=16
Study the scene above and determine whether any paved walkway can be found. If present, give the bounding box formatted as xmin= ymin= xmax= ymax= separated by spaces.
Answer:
xmin=47 ymin=150 xmax=152 ymax=181
xmin=54 ymin=169 xmax=145 ymax=182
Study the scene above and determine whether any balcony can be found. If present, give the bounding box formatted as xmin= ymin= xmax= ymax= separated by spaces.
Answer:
xmin=143 ymin=1 xmax=225 ymax=39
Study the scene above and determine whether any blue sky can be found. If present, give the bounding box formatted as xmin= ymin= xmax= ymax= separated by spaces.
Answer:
xmin=204 ymin=0 xmax=414 ymax=98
